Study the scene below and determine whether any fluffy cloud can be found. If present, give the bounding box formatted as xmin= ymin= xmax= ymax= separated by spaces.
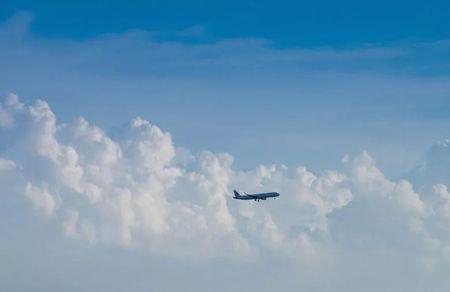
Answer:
xmin=24 ymin=182 xmax=57 ymax=216
xmin=2 ymin=93 xmax=450 ymax=266
xmin=0 ymin=93 xmax=23 ymax=128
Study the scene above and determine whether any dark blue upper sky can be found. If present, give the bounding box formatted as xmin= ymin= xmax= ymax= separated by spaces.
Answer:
xmin=2 ymin=0 xmax=450 ymax=47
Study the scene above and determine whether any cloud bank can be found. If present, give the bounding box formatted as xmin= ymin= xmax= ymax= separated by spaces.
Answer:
xmin=2 ymin=93 xmax=450 ymax=270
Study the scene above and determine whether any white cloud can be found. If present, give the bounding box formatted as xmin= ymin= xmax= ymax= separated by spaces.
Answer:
xmin=3 ymin=93 xmax=450 ymax=269
xmin=0 ymin=105 xmax=13 ymax=128
xmin=24 ymin=182 xmax=57 ymax=216
xmin=0 ymin=93 xmax=23 ymax=128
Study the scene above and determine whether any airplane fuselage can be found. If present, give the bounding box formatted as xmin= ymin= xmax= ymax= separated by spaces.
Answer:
xmin=233 ymin=190 xmax=280 ymax=201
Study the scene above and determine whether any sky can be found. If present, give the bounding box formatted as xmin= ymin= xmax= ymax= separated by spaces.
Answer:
xmin=2 ymin=1 xmax=450 ymax=291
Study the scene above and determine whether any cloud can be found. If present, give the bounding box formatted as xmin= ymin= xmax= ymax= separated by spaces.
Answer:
xmin=24 ymin=182 xmax=57 ymax=216
xmin=0 ymin=94 xmax=248 ymax=258
xmin=2 ymin=93 xmax=450 ymax=271
xmin=0 ymin=93 xmax=23 ymax=128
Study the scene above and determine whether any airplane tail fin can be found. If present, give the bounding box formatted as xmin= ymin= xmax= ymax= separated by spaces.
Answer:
xmin=233 ymin=190 xmax=241 ymax=198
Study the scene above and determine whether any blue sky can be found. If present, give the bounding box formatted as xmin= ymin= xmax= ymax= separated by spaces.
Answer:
xmin=2 ymin=0 xmax=450 ymax=46
xmin=2 ymin=7 xmax=450 ymax=174
xmin=0 ymin=3 xmax=449 ymax=195
xmin=3 ymin=2 xmax=450 ymax=292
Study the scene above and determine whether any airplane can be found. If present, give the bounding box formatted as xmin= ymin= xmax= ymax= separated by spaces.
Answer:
xmin=233 ymin=190 xmax=280 ymax=202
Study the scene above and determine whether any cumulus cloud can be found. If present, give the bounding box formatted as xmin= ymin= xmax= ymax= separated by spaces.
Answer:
xmin=24 ymin=182 xmax=57 ymax=216
xmin=0 ymin=93 xmax=23 ymax=128
xmin=2 ymin=93 xmax=450 ymax=268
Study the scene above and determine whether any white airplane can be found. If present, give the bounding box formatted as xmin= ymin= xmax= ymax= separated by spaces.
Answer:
xmin=233 ymin=190 xmax=280 ymax=202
